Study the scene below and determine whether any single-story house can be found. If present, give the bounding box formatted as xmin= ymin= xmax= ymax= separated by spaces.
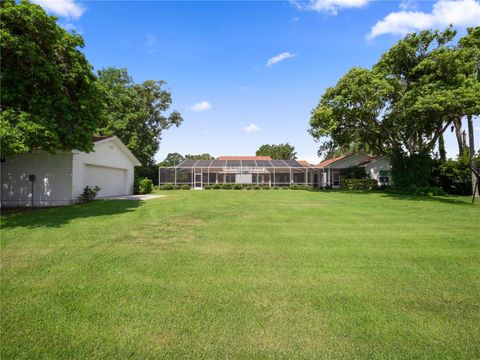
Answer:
xmin=159 ymin=156 xmax=316 ymax=189
xmin=316 ymin=151 xmax=391 ymax=188
xmin=158 ymin=153 xmax=391 ymax=189
xmin=1 ymin=136 xmax=141 ymax=207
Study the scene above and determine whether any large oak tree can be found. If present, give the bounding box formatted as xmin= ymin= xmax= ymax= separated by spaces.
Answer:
xmin=309 ymin=28 xmax=480 ymax=188
xmin=97 ymin=68 xmax=183 ymax=166
xmin=0 ymin=0 xmax=103 ymax=156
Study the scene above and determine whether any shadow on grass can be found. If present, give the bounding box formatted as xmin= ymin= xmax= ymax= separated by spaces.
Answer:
xmin=0 ymin=200 xmax=143 ymax=229
xmin=332 ymin=190 xmax=474 ymax=206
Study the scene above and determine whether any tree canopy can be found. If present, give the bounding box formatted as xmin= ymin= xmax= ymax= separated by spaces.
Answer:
xmin=158 ymin=153 xmax=185 ymax=166
xmin=97 ymin=68 xmax=183 ymax=166
xmin=256 ymin=143 xmax=297 ymax=159
xmin=0 ymin=0 xmax=103 ymax=156
xmin=309 ymin=27 xmax=480 ymax=158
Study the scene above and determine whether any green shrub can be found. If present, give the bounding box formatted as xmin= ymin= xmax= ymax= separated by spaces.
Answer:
xmin=173 ymin=185 xmax=181 ymax=190
xmin=342 ymin=179 xmax=378 ymax=190
xmin=232 ymin=184 xmax=242 ymax=190
xmin=159 ymin=184 xmax=174 ymax=190
xmin=431 ymin=186 xmax=446 ymax=196
xmin=79 ymin=186 xmax=100 ymax=202
xmin=136 ymin=177 xmax=153 ymax=194
xmin=221 ymin=183 xmax=233 ymax=189
xmin=135 ymin=165 xmax=158 ymax=185
xmin=273 ymin=187 xmax=280 ymax=190
xmin=204 ymin=185 xmax=212 ymax=190
xmin=181 ymin=184 xmax=191 ymax=190
xmin=387 ymin=184 xmax=446 ymax=196
xmin=213 ymin=184 xmax=221 ymax=189
xmin=253 ymin=185 xmax=261 ymax=190
xmin=436 ymin=153 xmax=474 ymax=195
xmin=289 ymin=184 xmax=312 ymax=190
xmin=391 ymin=151 xmax=432 ymax=189
xmin=340 ymin=166 xmax=367 ymax=180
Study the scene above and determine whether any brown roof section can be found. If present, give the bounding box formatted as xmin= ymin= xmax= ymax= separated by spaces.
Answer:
xmin=218 ymin=156 xmax=272 ymax=160
xmin=298 ymin=160 xmax=313 ymax=167
xmin=92 ymin=135 xmax=113 ymax=142
xmin=316 ymin=155 xmax=348 ymax=168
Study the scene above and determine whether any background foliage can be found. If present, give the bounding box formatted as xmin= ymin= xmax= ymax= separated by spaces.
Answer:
xmin=256 ymin=143 xmax=296 ymax=159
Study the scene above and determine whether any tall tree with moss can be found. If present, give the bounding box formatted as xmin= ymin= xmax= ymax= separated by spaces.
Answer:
xmin=458 ymin=27 xmax=480 ymax=197
xmin=97 ymin=68 xmax=183 ymax=166
xmin=0 ymin=0 xmax=103 ymax=157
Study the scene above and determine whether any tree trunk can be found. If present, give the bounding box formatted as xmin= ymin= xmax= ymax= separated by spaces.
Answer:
xmin=467 ymin=115 xmax=479 ymax=198
xmin=453 ymin=116 xmax=464 ymax=155
xmin=438 ymin=133 xmax=446 ymax=162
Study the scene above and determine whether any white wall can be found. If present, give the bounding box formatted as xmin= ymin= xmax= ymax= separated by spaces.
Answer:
xmin=1 ymin=152 xmax=74 ymax=207
xmin=322 ymin=153 xmax=372 ymax=187
xmin=72 ymin=139 xmax=135 ymax=198
xmin=365 ymin=157 xmax=391 ymax=184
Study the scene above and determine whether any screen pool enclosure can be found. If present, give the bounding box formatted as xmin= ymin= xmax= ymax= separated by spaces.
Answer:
xmin=159 ymin=159 xmax=316 ymax=189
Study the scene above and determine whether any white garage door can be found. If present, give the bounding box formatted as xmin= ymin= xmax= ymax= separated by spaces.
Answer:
xmin=85 ymin=164 xmax=126 ymax=197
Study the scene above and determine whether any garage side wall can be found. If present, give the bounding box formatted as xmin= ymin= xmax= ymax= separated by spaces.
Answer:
xmin=1 ymin=152 xmax=74 ymax=207
xmin=72 ymin=140 xmax=135 ymax=198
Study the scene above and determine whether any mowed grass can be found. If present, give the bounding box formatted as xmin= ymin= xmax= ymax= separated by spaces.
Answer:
xmin=1 ymin=191 xmax=479 ymax=359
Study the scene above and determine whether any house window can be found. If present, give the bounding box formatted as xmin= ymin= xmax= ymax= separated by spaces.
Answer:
xmin=379 ymin=170 xmax=389 ymax=185
xmin=225 ymin=174 xmax=236 ymax=183
xmin=332 ymin=172 xmax=340 ymax=187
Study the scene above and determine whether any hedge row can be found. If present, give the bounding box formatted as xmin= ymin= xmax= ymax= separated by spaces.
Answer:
xmin=205 ymin=184 xmax=313 ymax=190
xmin=158 ymin=184 xmax=314 ymax=190
xmin=159 ymin=184 xmax=191 ymax=190
xmin=341 ymin=179 xmax=378 ymax=190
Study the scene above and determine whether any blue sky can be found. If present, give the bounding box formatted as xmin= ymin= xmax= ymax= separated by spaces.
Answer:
xmin=36 ymin=0 xmax=480 ymax=163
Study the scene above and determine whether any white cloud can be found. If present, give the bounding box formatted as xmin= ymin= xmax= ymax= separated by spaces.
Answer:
xmin=190 ymin=101 xmax=212 ymax=112
xmin=145 ymin=33 xmax=156 ymax=47
xmin=145 ymin=33 xmax=157 ymax=53
xmin=291 ymin=0 xmax=370 ymax=15
xmin=399 ymin=0 xmax=418 ymax=11
xmin=32 ymin=0 xmax=84 ymax=19
xmin=243 ymin=124 xmax=260 ymax=133
xmin=368 ymin=0 xmax=480 ymax=39
xmin=266 ymin=52 xmax=297 ymax=67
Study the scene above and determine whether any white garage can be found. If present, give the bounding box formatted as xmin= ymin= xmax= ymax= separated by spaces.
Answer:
xmin=85 ymin=164 xmax=127 ymax=197
xmin=1 ymin=136 xmax=141 ymax=207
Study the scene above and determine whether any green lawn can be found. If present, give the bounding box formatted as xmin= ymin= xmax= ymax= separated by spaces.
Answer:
xmin=1 ymin=191 xmax=479 ymax=359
